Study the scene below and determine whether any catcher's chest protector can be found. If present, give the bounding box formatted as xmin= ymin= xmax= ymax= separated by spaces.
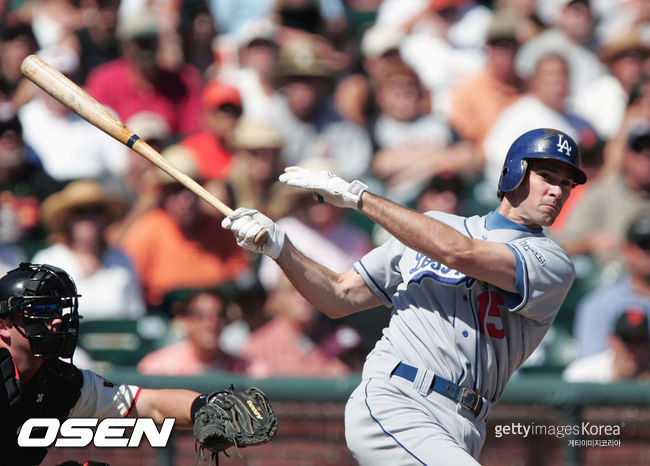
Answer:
xmin=0 ymin=348 xmax=83 ymax=465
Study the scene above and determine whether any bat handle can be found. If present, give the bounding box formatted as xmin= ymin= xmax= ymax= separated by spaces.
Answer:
xmin=254 ymin=229 xmax=269 ymax=245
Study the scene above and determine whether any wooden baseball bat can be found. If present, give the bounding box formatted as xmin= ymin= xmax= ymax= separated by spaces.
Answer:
xmin=20 ymin=54 xmax=267 ymax=243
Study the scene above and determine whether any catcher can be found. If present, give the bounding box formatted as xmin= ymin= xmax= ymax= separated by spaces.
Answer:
xmin=0 ymin=263 xmax=277 ymax=466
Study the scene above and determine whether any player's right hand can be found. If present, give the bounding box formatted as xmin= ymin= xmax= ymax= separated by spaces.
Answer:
xmin=221 ymin=208 xmax=285 ymax=259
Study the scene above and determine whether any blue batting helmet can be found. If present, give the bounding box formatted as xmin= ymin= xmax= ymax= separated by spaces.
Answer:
xmin=498 ymin=128 xmax=587 ymax=193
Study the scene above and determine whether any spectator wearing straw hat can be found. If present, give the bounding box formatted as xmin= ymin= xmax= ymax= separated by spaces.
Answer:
xmin=268 ymin=37 xmax=373 ymax=181
xmin=32 ymin=179 xmax=146 ymax=320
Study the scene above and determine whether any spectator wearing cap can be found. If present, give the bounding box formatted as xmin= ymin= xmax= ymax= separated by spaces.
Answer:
xmin=572 ymin=213 xmax=650 ymax=358
xmin=268 ymin=37 xmax=373 ymax=181
xmin=449 ymin=11 xmax=523 ymax=153
xmin=558 ymin=120 xmax=650 ymax=279
xmin=0 ymin=113 xmax=61 ymax=250
xmin=18 ymin=45 xmax=127 ymax=183
xmin=120 ymin=145 xmax=251 ymax=310
xmin=564 ymin=310 xmax=650 ymax=382
xmin=215 ymin=17 xmax=280 ymax=123
xmin=514 ymin=0 xmax=605 ymax=102
xmin=228 ymin=117 xmax=285 ymax=212
xmin=137 ymin=286 xmax=248 ymax=376
xmin=32 ymin=179 xmax=146 ymax=320
xmin=179 ymin=80 xmax=243 ymax=181
xmin=331 ymin=23 xmax=405 ymax=126
xmin=84 ymin=12 xmax=203 ymax=137
xmin=571 ymin=28 xmax=650 ymax=141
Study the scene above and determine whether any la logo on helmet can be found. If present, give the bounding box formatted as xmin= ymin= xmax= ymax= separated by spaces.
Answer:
xmin=556 ymin=134 xmax=572 ymax=156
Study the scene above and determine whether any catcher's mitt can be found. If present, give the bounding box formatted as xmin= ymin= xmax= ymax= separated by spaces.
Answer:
xmin=193 ymin=385 xmax=277 ymax=462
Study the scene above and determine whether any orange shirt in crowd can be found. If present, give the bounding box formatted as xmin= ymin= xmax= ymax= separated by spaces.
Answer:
xmin=180 ymin=131 xmax=233 ymax=180
xmin=121 ymin=208 xmax=250 ymax=307
xmin=449 ymin=70 xmax=521 ymax=150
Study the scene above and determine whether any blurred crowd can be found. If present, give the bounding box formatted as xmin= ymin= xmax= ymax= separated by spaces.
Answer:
xmin=0 ymin=0 xmax=649 ymax=382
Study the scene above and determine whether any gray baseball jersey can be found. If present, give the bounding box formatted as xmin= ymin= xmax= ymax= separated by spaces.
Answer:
xmin=345 ymin=210 xmax=574 ymax=464
xmin=355 ymin=210 xmax=575 ymax=402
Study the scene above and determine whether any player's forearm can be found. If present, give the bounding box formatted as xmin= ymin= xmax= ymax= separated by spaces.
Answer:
xmin=275 ymin=240 xmax=378 ymax=318
xmin=133 ymin=388 xmax=200 ymax=429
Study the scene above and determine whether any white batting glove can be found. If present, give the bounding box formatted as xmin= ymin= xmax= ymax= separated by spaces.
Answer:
xmin=278 ymin=166 xmax=368 ymax=209
xmin=221 ymin=208 xmax=285 ymax=259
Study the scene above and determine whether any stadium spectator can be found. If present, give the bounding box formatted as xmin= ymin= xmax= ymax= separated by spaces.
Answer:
xmin=449 ymin=11 xmax=523 ymax=154
xmin=179 ymin=80 xmax=242 ymax=181
xmin=104 ymin=110 xmax=172 ymax=245
xmin=332 ymin=23 xmax=404 ymax=127
xmin=65 ymin=0 xmax=121 ymax=84
xmin=558 ymin=120 xmax=650 ymax=279
xmin=564 ymin=310 xmax=650 ymax=382
xmin=18 ymin=45 xmax=126 ymax=183
xmin=216 ymin=17 xmax=281 ymax=122
xmin=572 ymin=213 xmax=650 ymax=358
xmin=137 ymin=287 xmax=247 ymax=375
xmin=0 ymin=21 xmax=38 ymax=111
xmin=515 ymin=0 xmax=604 ymax=100
xmin=228 ymin=117 xmax=284 ymax=212
xmin=369 ymin=59 xmax=480 ymax=205
xmin=9 ymin=0 xmax=82 ymax=49
xmin=600 ymin=77 xmax=650 ymax=178
xmin=571 ymin=28 xmax=650 ymax=141
xmin=120 ymin=145 xmax=250 ymax=310
xmin=0 ymin=113 xmax=61 ymax=253
xmin=267 ymin=36 xmax=373 ymax=181
xmin=376 ymin=0 xmax=491 ymax=116
xmin=84 ymin=11 xmax=203 ymax=137
xmin=32 ymin=179 xmax=146 ymax=320
xmin=243 ymin=275 xmax=350 ymax=378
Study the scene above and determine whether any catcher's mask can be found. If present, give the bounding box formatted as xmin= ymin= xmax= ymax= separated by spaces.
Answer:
xmin=0 ymin=262 xmax=81 ymax=359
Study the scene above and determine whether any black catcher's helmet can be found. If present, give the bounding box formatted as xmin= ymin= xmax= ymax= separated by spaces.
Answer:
xmin=0 ymin=263 xmax=81 ymax=358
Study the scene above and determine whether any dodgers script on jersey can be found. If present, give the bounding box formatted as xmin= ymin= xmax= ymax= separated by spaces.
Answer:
xmin=354 ymin=210 xmax=575 ymax=404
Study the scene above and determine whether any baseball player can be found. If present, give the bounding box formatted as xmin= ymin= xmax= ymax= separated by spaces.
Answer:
xmin=0 ymin=262 xmax=275 ymax=465
xmin=222 ymin=128 xmax=585 ymax=464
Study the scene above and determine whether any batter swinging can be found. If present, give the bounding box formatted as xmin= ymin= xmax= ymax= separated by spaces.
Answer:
xmin=222 ymin=128 xmax=585 ymax=465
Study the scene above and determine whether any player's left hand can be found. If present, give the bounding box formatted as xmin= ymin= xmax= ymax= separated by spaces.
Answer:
xmin=279 ymin=166 xmax=368 ymax=209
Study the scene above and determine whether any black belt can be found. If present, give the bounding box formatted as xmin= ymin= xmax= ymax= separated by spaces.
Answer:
xmin=391 ymin=362 xmax=484 ymax=415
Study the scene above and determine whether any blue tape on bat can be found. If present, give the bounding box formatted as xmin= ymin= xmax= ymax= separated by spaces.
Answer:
xmin=126 ymin=134 xmax=140 ymax=148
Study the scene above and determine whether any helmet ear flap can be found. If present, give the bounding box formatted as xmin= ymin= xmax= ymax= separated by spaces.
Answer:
xmin=513 ymin=159 xmax=528 ymax=191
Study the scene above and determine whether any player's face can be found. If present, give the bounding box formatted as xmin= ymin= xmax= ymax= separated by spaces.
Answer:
xmin=513 ymin=160 xmax=577 ymax=228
